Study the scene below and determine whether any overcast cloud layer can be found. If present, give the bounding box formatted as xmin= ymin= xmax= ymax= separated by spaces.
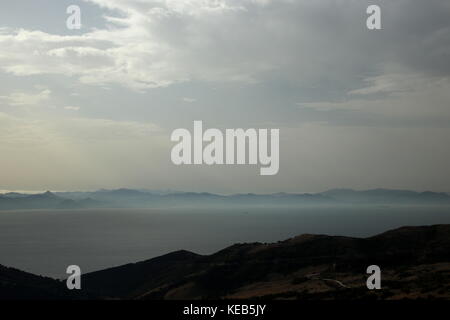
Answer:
xmin=0 ymin=0 xmax=449 ymax=193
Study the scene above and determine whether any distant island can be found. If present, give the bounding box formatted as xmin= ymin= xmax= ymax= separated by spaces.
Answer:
xmin=1 ymin=224 xmax=449 ymax=300
xmin=1 ymin=188 xmax=450 ymax=210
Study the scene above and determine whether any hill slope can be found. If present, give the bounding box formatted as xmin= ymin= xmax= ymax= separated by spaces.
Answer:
xmin=1 ymin=225 xmax=449 ymax=299
xmin=82 ymin=224 xmax=450 ymax=300
xmin=0 ymin=265 xmax=86 ymax=300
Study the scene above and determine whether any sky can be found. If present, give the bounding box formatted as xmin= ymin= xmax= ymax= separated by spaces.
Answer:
xmin=0 ymin=0 xmax=449 ymax=194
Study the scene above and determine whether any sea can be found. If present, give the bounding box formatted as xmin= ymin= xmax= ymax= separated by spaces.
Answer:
xmin=1 ymin=205 xmax=449 ymax=278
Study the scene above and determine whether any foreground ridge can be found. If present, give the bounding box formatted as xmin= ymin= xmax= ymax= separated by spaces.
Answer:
xmin=1 ymin=224 xmax=450 ymax=300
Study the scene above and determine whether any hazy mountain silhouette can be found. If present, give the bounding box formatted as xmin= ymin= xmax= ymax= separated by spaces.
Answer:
xmin=0 ymin=191 xmax=103 ymax=210
xmin=322 ymin=188 xmax=450 ymax=204
xmin=1 ymin=188 xmax=450 ymax=210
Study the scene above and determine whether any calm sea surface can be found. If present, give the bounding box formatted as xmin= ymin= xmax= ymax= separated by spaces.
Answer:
xmin=1 ymin=206 xmax=449 ymax=278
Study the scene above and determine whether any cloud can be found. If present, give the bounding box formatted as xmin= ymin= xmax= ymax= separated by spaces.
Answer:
xmin=0 ymin=0 xmax=449 ymax=192
xmin=0 ymin=89 xmax=51 ymax=106
xmin=182 ymin=97 xmax=196 ymax=103
xmin=64 ymin=106 xmax=81 ymax=111
xmin=55 ymin=117 xmax=160 ymax=141
xmin=0 ymin=0 xmax=449 ymax=129
xmin=295 ymin=73 xmax=450 ymax=128
xmin=348 ymin=73 xmax=437 ymax=96
xmin=0 ymin=0 xmax=446 ymax=92
xmin=0 ymin=111 xmax=161 ymax=146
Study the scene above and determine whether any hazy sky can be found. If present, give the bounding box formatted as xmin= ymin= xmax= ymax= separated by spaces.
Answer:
xmin=0 ymin=0 xmax=449 ymax=194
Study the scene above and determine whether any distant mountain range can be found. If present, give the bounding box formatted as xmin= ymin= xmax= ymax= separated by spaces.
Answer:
xmin=1 ymin=224 xmax=449 ymax=300
xmin=0 ymin=188 xmax=450 ymax=210
xmin=0 ymin=191 xmax=102 ymax=210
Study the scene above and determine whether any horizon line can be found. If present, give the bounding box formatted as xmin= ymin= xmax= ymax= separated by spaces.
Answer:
xmin=1 ymin=187 xmax=449 ymax=196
